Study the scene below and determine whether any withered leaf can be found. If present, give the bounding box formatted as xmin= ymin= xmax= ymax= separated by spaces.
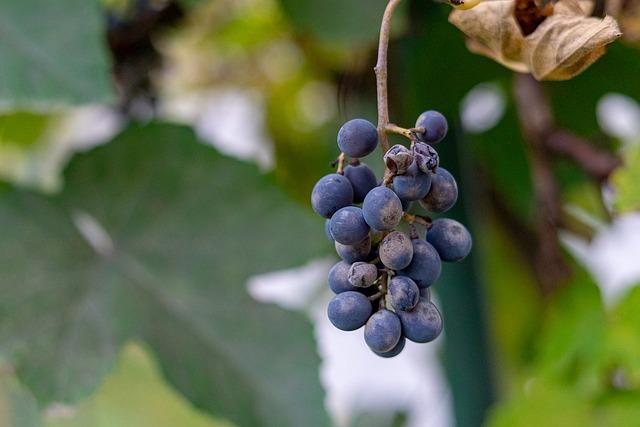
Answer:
xmin=449 ymin=0 xmax=622 ymax=80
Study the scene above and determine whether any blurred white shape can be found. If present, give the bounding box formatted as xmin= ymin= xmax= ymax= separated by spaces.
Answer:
xmin=597 ymin=93 xmax=640 ymax=142
xmin=460 ymin=83 xmax=506 ymax=134
xmin=160 ymin=88 xmax=274 ymax=170
xmin=248 ymin=259 xmax=453 ymax=427
xmin=562 ymin=212 xmax=640 ymax=305
xmin=56 ymin=104 xmax=123 ymax=150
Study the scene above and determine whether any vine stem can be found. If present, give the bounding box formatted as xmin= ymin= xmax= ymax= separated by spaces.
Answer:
xmin=375 ymin=0 xmax=403 ymax=154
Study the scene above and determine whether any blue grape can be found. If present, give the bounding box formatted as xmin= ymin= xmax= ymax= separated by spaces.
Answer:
xmin=420 ymin=167 xmax=458 ymax=213
xmin=311 ymin=173 xmax=353 ymax=218
xmin=413 ymin=143 xmax=439 ymax=173
xmin=398 ymin=297 xmax=443 ymax=343
xmin=328 ymin=261 xmax=359 ymax=294
xmin=415 ymin=110 xmax=448 ymax=144
xmin=325 ymin=220 xmax=334 ymax=242
xmin=330 ymin=206 xmax=370 ymax=245
xmin=373 ymin=335 xmax=406 ymax=358
xmin=388 ymin=276 xmax=420 ymax=311
xmin=337 ymin=119 xmax=378 ymax=158
xmin=392 ymin=163 xmax=432 ymax=202
xmin=344 ymin=163 xmax=377 ymax=203
xmin=364 ymin=309 xmax=402 ymax=353
xmin=335 ymin=235 xmax=371 ymax=263
xmin=379 ymin=231 xmax=413 ymax=270
xmin=362 ymin=187 xmax=403 ymax=231
xmin=348 ymin=262 xmax=378 ymax=288
xmin=398 ymin=239 xmax=441 ymax=288
xmin=328 ymin=291 xmax=373 ymax=331
xmin=427 ymin=218 xmax=472 ymax=262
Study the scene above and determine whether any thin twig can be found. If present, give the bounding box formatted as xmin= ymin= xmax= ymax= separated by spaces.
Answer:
xmin=375 ymin=0 xmax=403 ymax=154
xmin=403 ymin=212 xmax=433 ymax=228
xmin=336 ymin=152 xmax=346 ymax=174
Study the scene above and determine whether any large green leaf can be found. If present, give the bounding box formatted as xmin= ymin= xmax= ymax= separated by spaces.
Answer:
xmin=0 ymin=0 xmax=113 ymax=107
xmin=46 ymin=342 xmax=233 ymax=427
xmin=0 ymin=123 xmax=330 ymax=427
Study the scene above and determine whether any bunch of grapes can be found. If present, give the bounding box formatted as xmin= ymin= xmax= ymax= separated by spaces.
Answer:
xmin=311 ymin=111 xmax=472 ymax=358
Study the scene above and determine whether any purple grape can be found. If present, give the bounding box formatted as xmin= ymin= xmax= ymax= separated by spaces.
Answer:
xmin=427 ymin=218 xmax=472 ymax=262
xmin=328 ymin=291 xmax=373 ymax=331
xmin=379 ymin=231 xmax=413 ymax=270
xmin=328 ymin=261 xmax=360 ymax=294
xmin=397 ymin=297 xmax=443 ymax=343
xmin=362 ymin=187 xmax=403 ymax=231
xmin=383 ymin=144 xmax=413 ymax=175
xmin=311 ymin=173 xmax=354 ymax=218
xmin=392 ymin=164 xmax=432 ymax=202
xmin=335 ymin=235 xmax=371 ymax=263
xmin=398 ymin=239 xmax=441 ymax=288
xmin=388 ymin=276 xmax=420 ymax=311
xmin=373 ymin=335 xmax=406 ymax=358
xmin=364 ymin=309 xmax=402 ymax=353
xmin=330 ymin=206 xmax=370 ymax=245
xmin=348 ymin=262 xmax=378 ymax=288
xmin=415 ymin=110 xmax=448 ymax=144
xmin=420 ymin=167 xmax=458 ymax=213
xmin=344 ymin=163 xmax=378 ymax=203
xmin=337 ymin=119 xmax=378 ymax=158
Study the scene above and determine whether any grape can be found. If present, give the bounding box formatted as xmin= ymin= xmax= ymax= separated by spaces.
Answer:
xmin=413 ymin=142 xmax=439 ymax=173
xmin=392 ymin=164 xmax=432 ymax=202
xmin=325 ymin=220 xmax=334 ymax=242
xmin=427 ymin=218 xmax=472 ymax=262
xmin=388 ymin=276 xmax=420 ymax=311
xmin=420 ymin=287 xmax=431 ymax=301
xmin=373 ymin=335 xmax=406 ymax=358
xmin=379 ymin=231 xmax=413 ymax=270
xmin=384 ymin=144 xmax=413 ymax=175
xmin=348 ymin=262 xmax=378 ymax=288
xmin=362 ymin=187 xmax=403 ymax=231
xmin=420 ymin=167 xmax=458 ymax=213
xmin=337 ymin=119 xmax=378 ymax=158
xmin=364 ymin=309 xmax=402 ymax=353
xmin=344 ymin=163 xmax=377 ymax=204
xmin=330 ymin=206 xmax=370 ymax=245
xmin=415 ymin=110 xmax=448 ymax=144
xmin=398 ymin=297 xmax=443 ymax=343
xmin=328 ymin=261 xmax=359 ymax=294
xmin=398 ymin=239 xmax=441 ymax=288
xmin=327 ymin=291 xmax=373 ymax=331
xmin=335 ymin=235 xmax=371 ymax=263
xmin=311 ymin=173 xmax=354 ymax=218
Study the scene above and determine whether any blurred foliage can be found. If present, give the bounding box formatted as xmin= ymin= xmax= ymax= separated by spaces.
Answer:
xmin=611 ymin=143 xmax=640 ymax=212
xmin=46 ymin=342 xmax=234 ymax=427
xmin=0 ymin=0 xmax=113 ymax=107
xmin=0 ymin=124 xmax=329 ymax=427
xmin=0 ymin=368 xmax=41 ymax=427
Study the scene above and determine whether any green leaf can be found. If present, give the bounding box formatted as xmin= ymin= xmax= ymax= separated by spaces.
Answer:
xmin=45 ymin=342 xmax=233 ymax=427
xmin=607 ymin=285 xmax=640 ymax=388
xmin=0 ymin=368 xmax=41 ymax=427
xmin=610 ymin=144 xmax=640 ymax=213
xmin=0 ymin=0 xmax=113 ymax=107
xmin=0 ymin=123 xmax=330 ymax=427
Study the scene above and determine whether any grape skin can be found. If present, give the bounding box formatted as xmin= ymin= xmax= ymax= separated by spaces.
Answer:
xmin=392 ymin=168 xmax=432 ymax=202
xmin=325 ymin=219 xmax=334 ymax=242
xmin=398 ymin=239 xmax=441 ymax=288
xmin=415 ymin=110 xmax=448 ymax=144
xmin=337 ymin=119 xmax=378 ymax=158
xmin=398 ymin=297 xmax=443 ymax=343
xmin=335 ymin=235 xmax=371 ymax=263
xmin=420 ymin=167 xmax=458 ymax=213
xmin=362 ymin=187 xmax=403 ymax=231
xmin=344 ymin=163 xmax=378 ymax=204
xmin=328 ymin=261 xmax=360 ymax=294
xmin=311 ymin=173 xmax=354 ymax=218
xmin=379 ymin=231 xmax=414 ymax=270
xmin=388 ymin=276 xmax=420 ymax=311
xmin=327 ymin=291 xmax=373 ymax=331
xmin=329 ymin=206 xmax=370 ymax=245
xmin=373 ymin=335 xmax=406 ymax=358
xmin=427 ymin=218 xmax=472 ymax=262
xmin=348 ymin=262 xmax=378 ymax=288
xmin=364 ymin=309 xmax=402 ymax=353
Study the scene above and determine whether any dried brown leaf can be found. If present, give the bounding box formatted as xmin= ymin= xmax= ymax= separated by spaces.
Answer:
xmin=449 ymin=0 xmax=622 ymax=80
